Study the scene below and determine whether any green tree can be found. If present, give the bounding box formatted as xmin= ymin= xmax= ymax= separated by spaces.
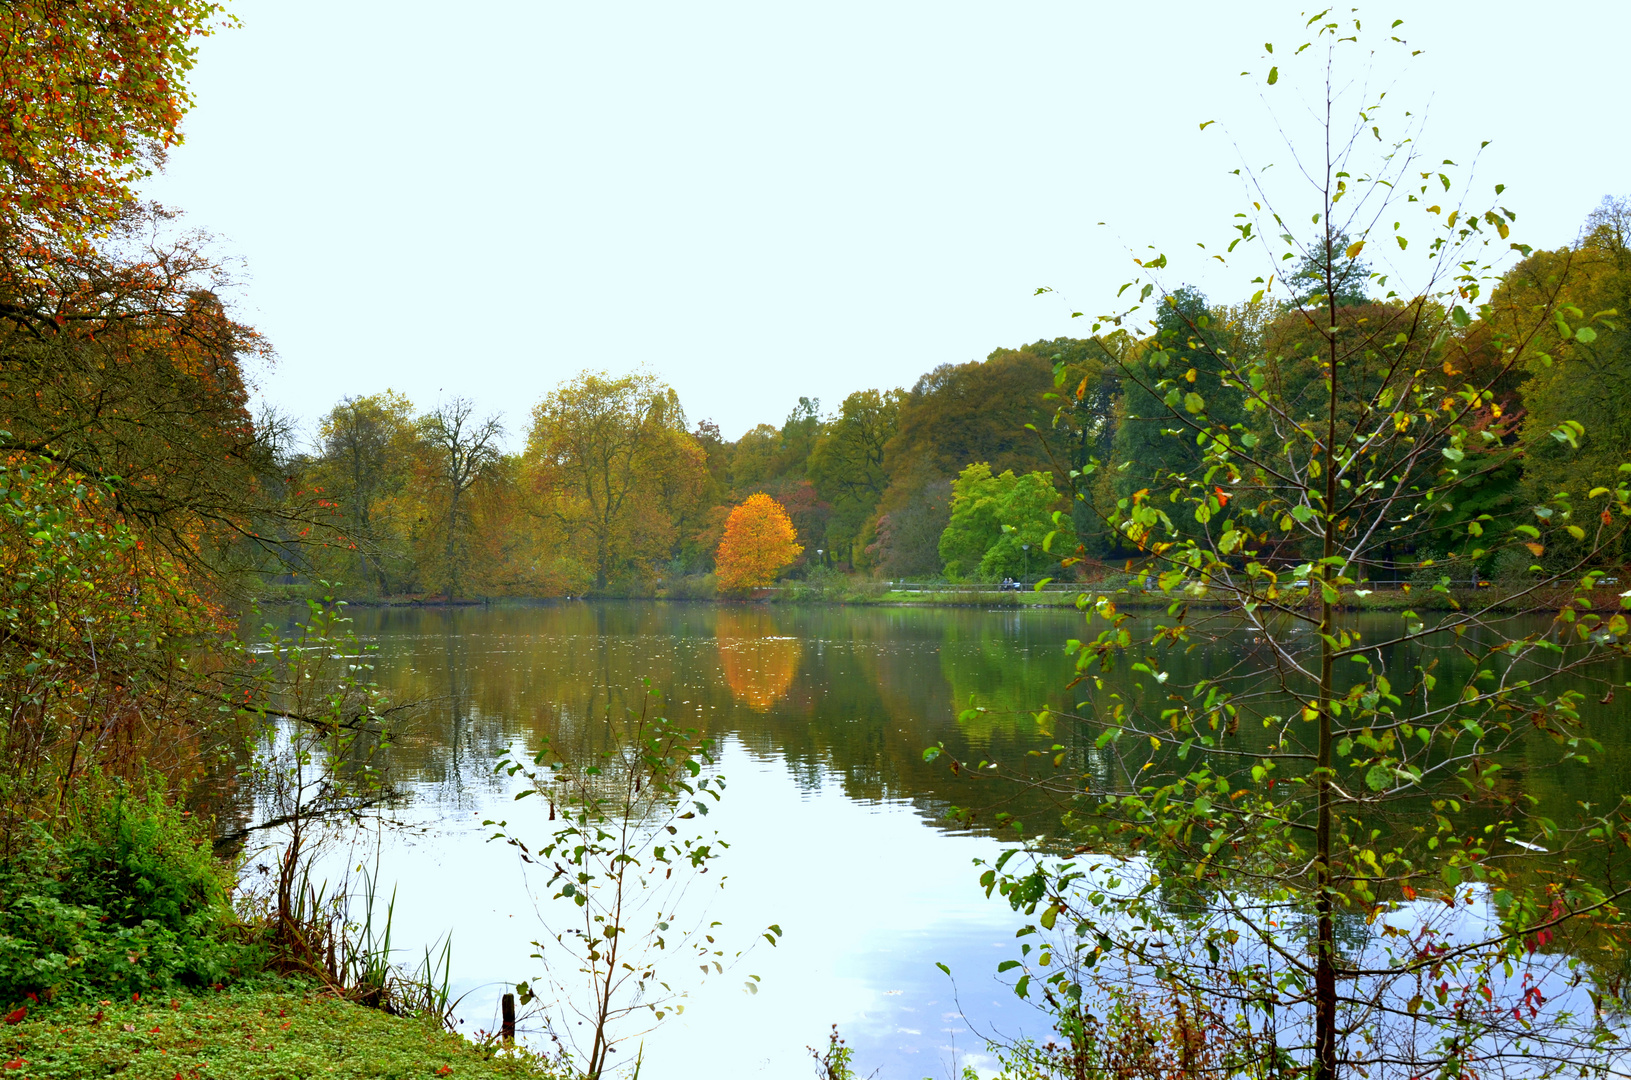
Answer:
xmin=1288 ymin=230 xmax=1373 ymax=307
xmin=727 ymin=423 xmax=781 ymax=491
xmin=1507 ymin=200 xmax=1631 ymax=568
xmin=1109 ymin=286 xmax=1249 ymax=538
xmin=937 ymin=464 xmax=1073 ymax=582
xmin=807 ymin=389 xmax=902 ymax=564
xmin=774 ymin=396 xmax=822 ymax=479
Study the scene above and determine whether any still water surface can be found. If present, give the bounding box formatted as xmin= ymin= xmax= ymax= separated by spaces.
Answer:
xmin=273 ymin=601 xmax=1094 ymax=1079
xmin=252 ymin=600 xmax=1628 ymax=1079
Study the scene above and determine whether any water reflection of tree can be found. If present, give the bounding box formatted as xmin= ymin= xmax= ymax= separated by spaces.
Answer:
xmin=308 ymin=602 xmax=1631 ymax=885
xmin=714 ymin=608 xmax=802 ymax=711
xmin=936 ymin=610 xmax=1064 ymax=743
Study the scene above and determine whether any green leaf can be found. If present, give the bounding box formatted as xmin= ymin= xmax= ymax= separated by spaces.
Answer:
xmin=1266 ymin=66 xmax=1279 ymax=85
xmin=1040 ymin=905 xmax=1059 ymax=930
xmin=1184 ymin=392 xmax=1206 ymax=414
xmin=1575 ymin=325 xmax=1598 ymax=344
xmin=1366 ymin=765 xmax=1393 ymax=791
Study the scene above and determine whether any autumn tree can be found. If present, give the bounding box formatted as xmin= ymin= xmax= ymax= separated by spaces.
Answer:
xmin=865 ymin=347 xmax=1055 ymax=569
xmin=310 ymin=391 xmax=417 ymax=591
xmin=0 ymin=0 xmax=228 ymax=252
xmin=866 ymin=474 xmax=952 ymax=578
xmin=526 ymin=370 xmax=707 ymax=588
xmin=0 ymin=6 xmax=347 ymax=594
xmin=715 ymin=494 xmax=802 ymax=592
xmin=419 ymin=397 xmax=503 ymax=600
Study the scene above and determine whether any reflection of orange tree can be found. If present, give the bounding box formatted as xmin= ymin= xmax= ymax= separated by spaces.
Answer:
xmin=715 ymin=609 xmax=802 ymax=711
xmin=715 ymin=494 xmax=801 ymax=591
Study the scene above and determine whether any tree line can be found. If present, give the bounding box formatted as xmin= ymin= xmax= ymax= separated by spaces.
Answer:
xmin=276 ymin=194 xmax=1631 ymax=599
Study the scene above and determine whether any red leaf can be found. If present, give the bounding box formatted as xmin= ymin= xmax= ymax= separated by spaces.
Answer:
xmin=3 ymin=1006 xmax=25 ymax=1025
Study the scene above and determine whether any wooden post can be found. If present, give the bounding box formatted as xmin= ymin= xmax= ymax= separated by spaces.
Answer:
xmin=500 ymin=992 xmax=515 ymax=1044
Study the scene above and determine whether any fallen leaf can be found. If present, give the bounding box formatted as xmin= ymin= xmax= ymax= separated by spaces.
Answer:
xmin=3 ymin=1006 xmax=25 ymax=1025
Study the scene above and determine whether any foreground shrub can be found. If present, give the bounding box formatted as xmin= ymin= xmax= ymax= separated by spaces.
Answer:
xmin=0 ymin=780 xmax=250 ymax=1005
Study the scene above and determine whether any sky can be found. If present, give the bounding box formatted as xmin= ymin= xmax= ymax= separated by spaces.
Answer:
xmin=141 ymin=1 xmax=1631 ymax=447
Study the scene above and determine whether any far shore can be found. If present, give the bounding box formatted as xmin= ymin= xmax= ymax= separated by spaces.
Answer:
xmin=245 ymin=582 xmax=1619 ymax=615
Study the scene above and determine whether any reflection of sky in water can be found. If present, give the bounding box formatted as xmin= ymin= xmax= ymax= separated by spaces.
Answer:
xmin=275 ymin=740 xmax=1038 ymax=1079
xmin=240 ymin=603 xmax=1631 ymax=1078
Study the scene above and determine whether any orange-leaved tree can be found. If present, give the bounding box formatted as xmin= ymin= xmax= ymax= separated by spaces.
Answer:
xmin=1 ymin=0 xmax=230 ymax=250
xmin=715 ymin=493 xmax=801 ymax=591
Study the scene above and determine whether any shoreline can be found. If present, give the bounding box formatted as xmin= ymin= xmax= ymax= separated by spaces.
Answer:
xmin=244 ymin=586 xmax=1621 ymax=615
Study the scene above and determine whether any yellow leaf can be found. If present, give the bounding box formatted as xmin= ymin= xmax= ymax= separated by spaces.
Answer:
xmin=1345 ymin=240 xmax=1365 ymax=259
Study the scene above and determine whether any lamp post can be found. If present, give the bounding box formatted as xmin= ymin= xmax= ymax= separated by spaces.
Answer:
xmin=1022 ymin=542 xmax=1030 ymax=585
xmin=816 ymin=548 xmax=824 ymax=570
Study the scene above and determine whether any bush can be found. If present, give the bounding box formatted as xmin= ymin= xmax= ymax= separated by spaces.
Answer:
xmin=0 ymin=780 xmax=251 ymax=1005
xmin=658 ymin=573 xmax=718 ymax=600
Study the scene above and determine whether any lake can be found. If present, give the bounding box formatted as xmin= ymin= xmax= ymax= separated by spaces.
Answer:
xmin=240 ymin=599 xmax=1630 ymax=1079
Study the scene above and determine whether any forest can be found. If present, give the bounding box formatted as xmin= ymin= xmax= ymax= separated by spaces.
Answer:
xmin=273 ymin=201 xmax=1631 ymax=600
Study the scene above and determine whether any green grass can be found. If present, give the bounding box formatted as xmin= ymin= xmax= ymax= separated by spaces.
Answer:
xmin=1 ymin=988 xmax=565 ymax=1080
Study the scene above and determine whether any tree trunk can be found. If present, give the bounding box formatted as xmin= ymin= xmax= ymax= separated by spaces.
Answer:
xmin=1313 ymin=216 xmax=1341 ymax=1080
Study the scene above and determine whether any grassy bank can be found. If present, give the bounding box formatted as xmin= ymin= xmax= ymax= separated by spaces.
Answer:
xmin=2 ymin=987 xmax=561 ymax=1080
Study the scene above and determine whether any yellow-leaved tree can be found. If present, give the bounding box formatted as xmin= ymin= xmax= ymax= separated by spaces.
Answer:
xmin=715 ymin=494 xmax=802 ymax=592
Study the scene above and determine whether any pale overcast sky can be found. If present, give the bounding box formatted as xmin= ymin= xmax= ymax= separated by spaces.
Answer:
xmin=142 ymin=2 xmax=1631 ymax=445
